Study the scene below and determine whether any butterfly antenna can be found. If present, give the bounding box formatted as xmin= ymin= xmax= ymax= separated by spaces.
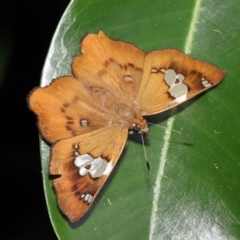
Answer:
xmin=147 ymin=122 xmax=194 ymax=137
xmin=141 ymin=133 xmax=150 ymax=173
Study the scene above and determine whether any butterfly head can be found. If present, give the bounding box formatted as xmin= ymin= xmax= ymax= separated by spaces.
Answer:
xmin=132 ymin=118 xmax=149 ymax=134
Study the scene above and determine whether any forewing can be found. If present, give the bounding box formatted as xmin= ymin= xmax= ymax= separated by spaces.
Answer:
xmin=28 ymin=76 xmax=111 ymax=143
xmin=49 ymin=126 xmax=128 ymax=222
xmin=72 ymin=31 xmax=145 ymax=102
xmin=137 ymin=49 xmax=226 ymax=115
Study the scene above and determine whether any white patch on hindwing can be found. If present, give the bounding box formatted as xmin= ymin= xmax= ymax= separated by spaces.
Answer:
xmin=152 ymin=68 xmax=213 ymax=103
xmin=81 ymin=193 xmax=93 ymax=203
xmin=201 ymin=77 xmax=212 ymax=88
xmin=161 ymin=68 xmax=188 ymax=103
xmin=73 ymin=143 xmax=108 ymax=178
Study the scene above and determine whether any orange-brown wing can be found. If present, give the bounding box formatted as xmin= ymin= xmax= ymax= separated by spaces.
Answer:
xmin=72 ymin=31 xmax=145 ymax=102
xmin=136 ymin=49 xmax=226 ymax=116
xmin=50 ymin=126 xmax=128 ymax=222
xmin=28 ymin=76 xmax=111 ymax=143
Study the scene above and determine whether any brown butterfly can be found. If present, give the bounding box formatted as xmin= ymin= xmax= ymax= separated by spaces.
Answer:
xmin=28 ymin=31 xmax=225 ymax=222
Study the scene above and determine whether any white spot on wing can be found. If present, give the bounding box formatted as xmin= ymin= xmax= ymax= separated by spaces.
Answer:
xmin=74 ymin=143 xmax=80 ymax=156
xmin=176 ymin=73 xmax=185 ymax=82
xmin=88 ymin=194 xmax=93 ymax=203
xmin=74 ymin=143 xmax=78 ymax=149
xmin=204 ymin=83 xmax=212 ymax=87
xmin=88 ymin=157 xmax=108 ymax=178
xmin=169 ymin=83 xmax=188 ymax=99
xmin=81 ymin=193 xmax=93 ymax=203
xmin=81 ymin=119 xmax=88 ymax=127
xmin=79 ymin=167 xmax=89 ymax=176
xmin=124 ymin=76 xmax=133 ymax=82
xmin=164 ymin=69 xmax=177 ymax=86
xmin=162 ymin=69 xmax=188 ymax=100
xmin=201 ymin=77 xmax=212 ymax=88
xmin=175 ymin=94 xmax=187 ymax=103
xmin=202 ymin=80 xmax=209 ymax=85
xmin=151 ymin=68 xmax=158 ymax=73
xmin=74 ymin=153 xmax=108 ymax=178
xmin=85 ymin=194 xmax=93 ymax=203
xmin=74 ymin=154 xmax=93 ymax=168
xmin=103 ymin=160 xmax=114 ymax=176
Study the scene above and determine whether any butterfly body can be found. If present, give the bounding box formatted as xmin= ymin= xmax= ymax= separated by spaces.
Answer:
xmin=71 ymin=78 xmax=148 ymax=132
xmin=28 ymin=31 xmax=225 ymax=222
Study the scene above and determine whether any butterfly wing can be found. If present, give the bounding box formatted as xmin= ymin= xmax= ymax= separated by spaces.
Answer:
xmin=136 ymin=49 xmax=226 ymax=115
xmin=72 ymin=31 xmax=145 ymax=102
xmin=50 ymin=126 xmax=128 ymax=222
xmin=28 ymin=76 xmax=112 ymax=143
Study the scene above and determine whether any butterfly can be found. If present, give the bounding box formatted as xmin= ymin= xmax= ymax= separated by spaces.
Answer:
xmin=28 ymin=31 xmax=225 ymax=222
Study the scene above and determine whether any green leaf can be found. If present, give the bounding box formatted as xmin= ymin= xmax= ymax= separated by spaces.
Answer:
xmin=39 ymin=0 xmax=240 ymax=239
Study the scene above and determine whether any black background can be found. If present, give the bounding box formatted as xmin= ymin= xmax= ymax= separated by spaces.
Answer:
xmin=1 ymin=1 xmax=68 ymax=239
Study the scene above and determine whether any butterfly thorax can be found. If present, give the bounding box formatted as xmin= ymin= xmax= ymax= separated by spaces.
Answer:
xmin=113 ymin=102 xmax=148 ymax=133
